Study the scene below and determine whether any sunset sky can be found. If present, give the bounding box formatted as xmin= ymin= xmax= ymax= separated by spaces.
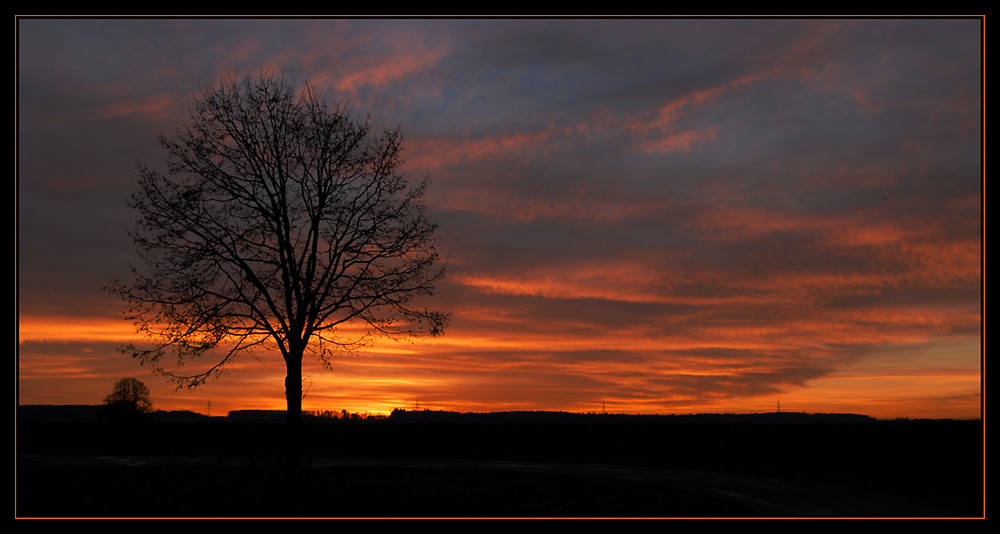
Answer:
xmin=16 ymin=16 xmax=982 ymax=420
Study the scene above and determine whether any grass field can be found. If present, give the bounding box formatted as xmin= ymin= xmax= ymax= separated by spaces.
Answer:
xmin=15 ymin=415 xmax=984 ymax=518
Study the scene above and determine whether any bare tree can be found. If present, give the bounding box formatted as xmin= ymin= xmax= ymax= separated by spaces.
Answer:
xmin=111 ymin=72 xmax=448 ymax=426
xmin=103 ymin=377 xmax=153 ymax=413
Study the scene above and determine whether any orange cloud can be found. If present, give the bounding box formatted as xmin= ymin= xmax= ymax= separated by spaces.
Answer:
xmin=429 ymin=172 xmax=686 ymax=224
xmin=684 ymin=204 xmax=822 ymax=238
xmin=18 ymin=315 xmax=142 ymax=344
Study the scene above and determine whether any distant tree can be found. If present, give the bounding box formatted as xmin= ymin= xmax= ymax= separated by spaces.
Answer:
xmin=109 ymin=72 xmax=448 ymax=427
xmin=101 ymin=377 xmax=153 ymax=421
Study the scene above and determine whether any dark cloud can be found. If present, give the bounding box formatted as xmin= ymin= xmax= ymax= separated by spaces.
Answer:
xmin=16 ymin=17 xmax=982 ymax=418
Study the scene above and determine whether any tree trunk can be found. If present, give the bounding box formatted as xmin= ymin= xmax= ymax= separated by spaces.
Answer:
xmin=285 ymin=354 xmax=303 ymax=425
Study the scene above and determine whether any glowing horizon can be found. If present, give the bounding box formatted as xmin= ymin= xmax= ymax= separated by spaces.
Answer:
xmin=17 ymin=308 xmax=981 ymax=420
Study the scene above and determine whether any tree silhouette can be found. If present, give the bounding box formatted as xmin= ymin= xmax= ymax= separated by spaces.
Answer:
xmin=111 ymin=72 xmax=448 ymax=426
xmin=101 ymin=377 xmax=153 ymax=421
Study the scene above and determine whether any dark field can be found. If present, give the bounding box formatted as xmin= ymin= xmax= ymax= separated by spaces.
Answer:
xmin=15 ymin=413 xmax=984 ymax=518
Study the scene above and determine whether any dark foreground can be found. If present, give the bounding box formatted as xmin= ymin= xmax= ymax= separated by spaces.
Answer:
xmin=16 ymin=414 xmax=984 ymax=518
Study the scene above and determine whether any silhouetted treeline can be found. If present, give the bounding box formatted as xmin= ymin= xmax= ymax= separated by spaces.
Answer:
xmin=20 ymin=405 xmax=893 ymax=424
xmin=227 ymin=409 xmax=387 ymax=423
xmin=384 ymin=409 xmax=879 ymax=424
xmin=16 ymin=405 xmax=386 ymax=424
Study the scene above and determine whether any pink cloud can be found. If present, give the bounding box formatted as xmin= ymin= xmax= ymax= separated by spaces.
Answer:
xmin=95 ymin=93 xmax=174 ymax=120
xmin=628 ymin=69 xmax=779 ymax=137
xmin=405 ymin=129 xmax=559 ymax=171
xmin=637 ymin=127 xmax=717 ymax=154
